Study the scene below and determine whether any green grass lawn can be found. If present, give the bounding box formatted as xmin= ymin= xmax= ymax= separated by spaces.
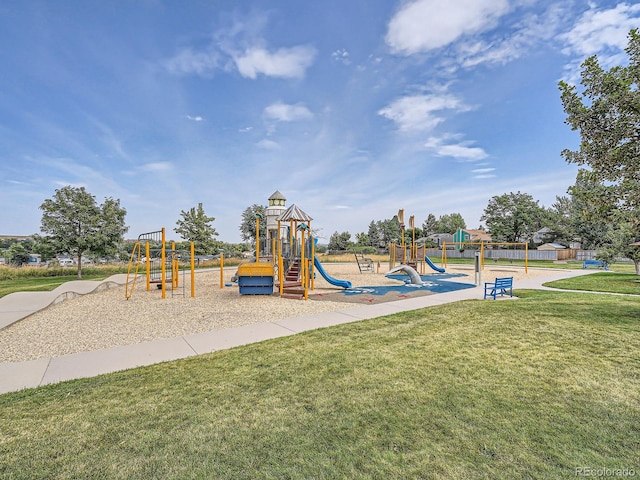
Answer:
xmin=0 ymin=274 xmax=112 ymax=298
xmin=546 ymin=272 xmax=640 ymax=295
xmin=1 ymin=290 xmax=638 ymax=479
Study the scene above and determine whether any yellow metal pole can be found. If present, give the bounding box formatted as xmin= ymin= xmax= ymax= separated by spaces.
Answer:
xmin=310 ymin=234 xmax=315 ymax=291
xmin=300 ymin=227 xmax=307 ymax=300
xmin=442 ymin=242 xmax=447 ymax=268
xmin=525 ymin=243 xmax=529 ymax=273
xmin=145 ymin=241 xmax=150 ymax=291
xmin=278 ymin=253 xmax=284 ymax=296
xmin=161 ymin=227 xmax=166 ymax=299
xmin=190 ymin=242 xmax=195 ymax=297
xmin=481 ymin=242 xmax=485 ymax=270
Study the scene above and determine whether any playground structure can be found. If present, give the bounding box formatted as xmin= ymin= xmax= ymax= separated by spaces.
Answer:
xmin=389 ymin=209 xmax=446 ymax=274
xmin=236 ymin=193 xmax=352 ymax=300
xmin=389 ymin=210 xmax=529 ymax=274
xmin=125 ymin=228 xmax=195 ymax=299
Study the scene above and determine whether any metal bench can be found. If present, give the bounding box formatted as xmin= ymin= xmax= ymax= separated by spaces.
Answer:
xmin=582 ymin=259 xmax=608 ymax=270
xmin=484 ymin=276 xmax=513 ymax=300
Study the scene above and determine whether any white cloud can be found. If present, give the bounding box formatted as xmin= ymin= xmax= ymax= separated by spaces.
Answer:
xmin=264 ymin=102 xmax=313 ymax=122
xmin=560 ymin=3 xmax=640 ymax=58
xmin=425 ymin=136 xmax=489 ymax=161
xmin=186 ymin=115 xmax=204 ymax=122
xmin=331 ymin=48 xmax=351 ymax=65
xmin=234 ymin=45 xmax=316 ymax=79
xmin=164 ymin=48 xmax=219 ymax=76
xmin=257 ymin=139 xmax=280 ymax=150
xmin=472 ymin=167 xmax=495 ymax=174
xmin=559 ymin=3 xmax=640 ymax=80
xmin=378 ymin=94 xmax=468 ymax=132
xmin=139 ymin=162 xmax=172 ymax=173
xmin=436 ymin=144 xmax=488 ymax=160
xmin=386 ymin=0 xmax=510 ymax=55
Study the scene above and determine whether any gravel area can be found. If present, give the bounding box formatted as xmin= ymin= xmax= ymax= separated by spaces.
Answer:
xmin=0 ymin=263 xmax=544 ymax=363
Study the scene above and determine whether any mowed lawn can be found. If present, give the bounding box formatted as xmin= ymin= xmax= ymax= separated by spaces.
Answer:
xmin=1 ymin=289 xmax=639 ymax=479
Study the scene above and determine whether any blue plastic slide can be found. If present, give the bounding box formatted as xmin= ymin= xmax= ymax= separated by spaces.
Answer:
xmin=313 ymin=257 xmax=352 ymax=289
xmin=424 ymin=256 xmax=445 ymax=273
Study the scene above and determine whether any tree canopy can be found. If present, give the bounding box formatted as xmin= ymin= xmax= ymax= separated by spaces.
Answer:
xmin=39 ymin=186 xmax=128 ymax=278
xmin=239 ymin=204 xmax=267 ymax=243
xmin=174 ymin=203 xmax=219 ymax=255
xmin=480 ymin=192 xmax=544 ymax=243
xmin=559 ymin=29 xmax=640 ymax=272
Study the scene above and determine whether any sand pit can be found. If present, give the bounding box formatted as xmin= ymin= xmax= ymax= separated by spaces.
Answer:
xmin=0 ymin=262 xmax=546 ymax=363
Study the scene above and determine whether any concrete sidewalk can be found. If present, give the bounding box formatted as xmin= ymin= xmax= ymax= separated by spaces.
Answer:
xmin=0 ymin=268 xmax=593 ymax=395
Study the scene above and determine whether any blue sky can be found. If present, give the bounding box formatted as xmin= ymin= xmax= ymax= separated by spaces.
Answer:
xmin=2 ymin=1 xmax=639 ymax=243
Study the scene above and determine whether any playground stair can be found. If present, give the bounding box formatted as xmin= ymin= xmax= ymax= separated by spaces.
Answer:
xmin=280 ymin=259 xmax=305 ymax=300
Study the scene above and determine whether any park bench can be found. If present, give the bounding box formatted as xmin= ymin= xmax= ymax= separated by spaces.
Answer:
xmin=484 ymin=276 xmax=513 ymax=300
xmin=582 ymin=259 xmax=608 ymax=270
xmin=354 ymin=253 xmax=375 ymax=273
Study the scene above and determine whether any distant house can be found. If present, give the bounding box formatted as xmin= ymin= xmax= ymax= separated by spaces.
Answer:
xmin=426 ymin=233 xmax=454 ymax=246
xmin=464 ymin=229 xmax=492 ymax=243
xmin=537 ymin=242 xmax=567 ymax=251
xmin=532 ymin=228 xmax=552 ymax=245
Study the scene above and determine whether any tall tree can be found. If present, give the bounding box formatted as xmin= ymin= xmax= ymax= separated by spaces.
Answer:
xmin=39 ymin=186 xmax=128 ymax=278
xmin=435 ymin=213 xmax=466 ymax=234
xmin=239 ymin=204 xmax=267 ymax=243
xmin=328 ymin=231 xmax=352 ymax=251
xmin=559 ymin=29 xmax=640 ymax=273
xmin=367 ymin=220 xmax=381 ymax=248
xmin=421 ymin=213 xmax=438 ymax=236
xmin=481 ymin=192 xmax=544 ymax=243
xmin=174 ymin=203 xmax=219 ymax=255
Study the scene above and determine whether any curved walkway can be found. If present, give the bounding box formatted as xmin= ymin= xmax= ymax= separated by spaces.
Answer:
xmin=0 ymin=269 xmax=596 ymax=395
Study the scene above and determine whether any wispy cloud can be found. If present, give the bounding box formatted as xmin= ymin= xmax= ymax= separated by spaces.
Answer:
xmin=164 ymin=48 xmax=220 ymax=76
xmin=263 ymin=102 xmax=313 ymax=122
xmin=378 ymin=93 xmax=469 ymax=132
xmin=163 ymin=12 xmax=316 ymax=81
xmin=257 ymin=139 xmax=280 ymax=150
xmin=425 ymin=136 xmax=489 ymax=161
xmin=234 ymin=45 xmax=316 ymax=79
xmin=186 ymin=115 xmax=204 ymax=122
xmin=385 ymin=0 xmax=510 ymax=55
xmin=139 ymin=162 xmax=173 ymax=173
xmin=558 ymin=2 xmax=640 ymax=80
xmin=331 ymin=48 xmax=351 ymax=65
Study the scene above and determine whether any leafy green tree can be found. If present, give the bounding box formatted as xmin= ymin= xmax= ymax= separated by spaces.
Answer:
xmin=559 ymin=29 xmax=640 ymax=273
xmin=355 ymin=232 xmax=370 ymax=247
xmin=174 ymin=203 xmax=219 ymax=255
xmin=481 ymin=192 xmax=544 ymax=243
xmin=367 ymin=221 xmax=381 ymax=248
xmin=6 ymin=242 xmax=30 ymax=266
xmin=435 ymin=213 xmax=466 ymax=234
xmin=239 ymin=204 xmax=267 ymax=243
xmin=328 ymin=231 xmax=352 ymax=251
xmin=422 ymin=214 xmax=438 ymax=236
xmin=377 ymin=217 xmax=402 ymax=246
xmin=30 ymin=234 xmax=56 ymax=262
xmin=39 ymin=186 xmax=128 ymax=278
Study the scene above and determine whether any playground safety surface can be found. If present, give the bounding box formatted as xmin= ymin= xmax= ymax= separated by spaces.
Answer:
xmin=310 ymin=273 xmax=475 ymax=304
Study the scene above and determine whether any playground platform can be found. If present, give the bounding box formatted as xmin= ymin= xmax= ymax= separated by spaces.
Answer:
xmin=0 ymin=268 xmax=596 ymax=395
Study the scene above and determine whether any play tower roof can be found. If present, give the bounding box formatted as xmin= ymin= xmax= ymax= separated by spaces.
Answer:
xmin=277 ymin=204 xmax=312 ymax=222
